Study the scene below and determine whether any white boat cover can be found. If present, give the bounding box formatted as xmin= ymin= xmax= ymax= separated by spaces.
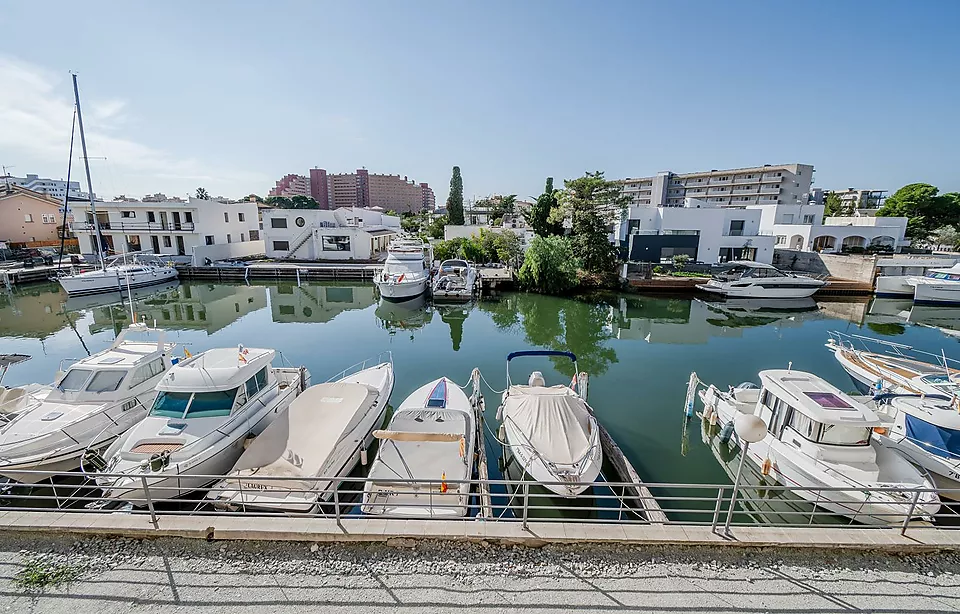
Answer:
xmin=502 ymin=385 xmax=592 ymax=465
xmin=228 ymin=382 xmax=377 ymax=490
xmin=368 ymin=409 xmax=470 ymax=483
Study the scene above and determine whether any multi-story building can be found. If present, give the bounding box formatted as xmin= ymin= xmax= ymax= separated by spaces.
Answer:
xmin=70 ymin=197 xmax=262 ymax=261
xmin=269 ymin=168 xmax=433 ymax=213
xmin=0 ymin=186 xmax=70 ymax=244
xmin=617 ymin=197 xmax=776 ymax=264
xmin=3 ymin=173 xmax=89 ymax=201
xmin=829 ymin=188 xmax=887 ymax=213
xmin=622 ymin=164 xmax=814 ymax=208
xmin=262 ymin=207 xmax=400 ymax=261
xmin=268 ymin=174 xmax=311 ymax=198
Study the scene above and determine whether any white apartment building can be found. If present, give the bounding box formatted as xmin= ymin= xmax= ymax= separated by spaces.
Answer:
xmin=760 ymin=201 xmax=908 ymax=253
xmin=617 ymin=198 xmax=776 ymax=264
xmin=622 ymin=164 xmax=814 ymax=208
xmin=71 ymin=197 xmax=262 ymax=261
xmin=4 ymin=174 xmax=89 ymax=200
xmin=263 ymin=208 xmax=400 ymax=261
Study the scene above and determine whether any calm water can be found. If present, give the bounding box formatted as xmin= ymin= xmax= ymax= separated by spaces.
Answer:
xmin=2 ymin=280 xmax=960 ymax=496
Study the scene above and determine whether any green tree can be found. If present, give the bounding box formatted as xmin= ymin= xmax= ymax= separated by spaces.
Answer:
xmin=264 ymin=196 xmax=293 ymax=208
xmin=518 ymin=235 xmax=580 ymax=294
xmin=426 ymin=214 xmax=448 ymax=239
xmin=932 ymin=225 xmax=960 ymax=251
xmin=493 ymin=230 xmax=523 ymax=268
xmin=290 ymin=195 xmax=320 ymax=209
xmin=823 ymin=192 xmax=851 ymax=217
xmin=433 ymin=237 xmax=465 ymax=261
xmin=488 ymin=194 xmax=517 ymax=225
xmin=526 ymin=177 xmax=563 ymax=237
xmin=195 ymin=187 xmax=210 ymax=200
xmin=243 ymin=194 xmax=264 ymax=203
xmin=446 ymin=166 xmax=464 ymax=225
xmin=557 ymin=171 xmax=628 ymax=274
xmin=877 ymin=183 xmax=960 ymax=242
xmin=400 ymin=212 xmax=420 ymax=233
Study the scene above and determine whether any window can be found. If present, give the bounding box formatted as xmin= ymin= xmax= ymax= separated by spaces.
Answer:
xmin=255 ymin=366 xmax=267 ymax=391
xmin=185 ymin=212 xmax=193 ymax=223
xmin=226 ymin=234 xmax=232 ymax=243
xmin=147 ymin=211 xmax=156 ymax=223
xmin=250 ymin=230 xmax=260 ymax=240
xmin=662 ymin=230 xmax=700 ymax=236
xmin=24 ymin=214 xmax=33 ymax=223
xmin=240 ymin=232 xmax=245 ymax=242
xmin=271 ymin=217 xmax=287 ymax=228
xmin=205 ymin=236 xmax=215 ymax=245
xmin=163 ymin=236 xmax=172 ymax=248
xmin=184 ymin=389 xmax=238 ymax=418
xmin=728 ymin=220 xmax=745 ymax=236
xmin=85 ymin=370 xmax=128 ymax=393
xmin=129 ymin=358 xmax=165 ymax=388
xmin=789 ymin=411 xmax=819 ymax=441
xmin=238 ymin=212 xmax=245 ymax=222
xmin=150 ymin=391 xmax=191 ymax=418
xmin=58 ymin=368 xmax=92 ymax=391
xmin=818 ymin=424 xmax=871 ymax=446
xmin=322 ymin=235 xmax=351 ymax=251
xmin=776 ymin=235 xmax=786 ymax=245
xmin=224 ymin=212 xmax=229 ymax=223
xmin=41 ymin=213 xmax=56 ymax=223
xmin=273 ymin=240 xmax=290 ymax=251
xmin=121 ymin=211 xmax=135 ymax=218
xmin=802 ymin=215 xmax=815 ymax=224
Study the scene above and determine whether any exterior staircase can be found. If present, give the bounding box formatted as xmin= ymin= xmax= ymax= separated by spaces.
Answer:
xmin=283 ymin=228 xmax=314 ymax=259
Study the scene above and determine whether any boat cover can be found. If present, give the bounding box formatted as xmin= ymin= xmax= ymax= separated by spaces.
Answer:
xmin=502 ymin=385 xmax=592 ymax=465
xmin=229 ymin=382 xmax=378 ymax=488
xmin=368 ymin=409 xmax=470 ymax=483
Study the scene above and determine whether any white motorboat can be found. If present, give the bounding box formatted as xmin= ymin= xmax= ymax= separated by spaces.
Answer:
xmin=698 ymin=369 xmax=940 ymax=525
xmin=0 ymin=324 xmax=175 ymax=482
xmin=208 ymin=354 xmax=394 ymax=513
xmin=866 ymin=394 xmax=960 ymax=499
xmin=57 ymin=253 xmax=179 ymax=297
xmin=431 ymin=259 xmax=478 ymax=302
xmin=908 ymin=264 xmax=960 ymax=306
xmin=94 ymin=346 xmax=310 ymax=504
xmin=497 ymin=350 xmax=602 ymax=497
xmin=362 ymin=377 xmax=476 ymax=517
xmin=374 ymin=239 xmax=432 ymax=302
xmin=697 ymin=261 xmax=825 ymax=298
xmin=826 ymin=332 xmax=959 ymax=397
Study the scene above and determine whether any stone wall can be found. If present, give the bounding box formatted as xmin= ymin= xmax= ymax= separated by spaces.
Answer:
xmin=773 ymin=249 xmax=877 ymax=282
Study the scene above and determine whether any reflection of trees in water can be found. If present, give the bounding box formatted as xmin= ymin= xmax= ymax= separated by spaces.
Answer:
xmin=437 ymin=306 xmax=469 ymax=352
xmin=482 ymin=293 xmax=617 ymax=377
xmin=702 ymin=303 xmax=779 ymax=329
xmin=866 ymin=322 xmax=906 ymax=336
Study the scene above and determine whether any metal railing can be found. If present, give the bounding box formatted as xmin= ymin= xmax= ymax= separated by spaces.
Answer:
xmin=1 ymin=468 xmax=959 ymax=535
xmin=72 ymin=221 xmax=196 ymax=233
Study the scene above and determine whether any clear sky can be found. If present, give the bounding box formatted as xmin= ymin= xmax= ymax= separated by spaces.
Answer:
xmin=1 ymin=1 xmax=958 ymax=203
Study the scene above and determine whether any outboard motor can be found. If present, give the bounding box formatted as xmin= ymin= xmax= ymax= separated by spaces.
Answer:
xmin=528 ymin=371 xmax=546 ymax=387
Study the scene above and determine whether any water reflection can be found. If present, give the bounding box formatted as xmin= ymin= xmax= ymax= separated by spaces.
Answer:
xmin=0 ymin=283 xmax=69 ymax=339
xmin=436 ymin=304 xmax=470 ymax=351
xmin=868 ymin=298 xmax=960 ymax=340
xmin=269 ymin=283 xmax=375 ymax=323
xmin=376 ymin=296 xmax=433 ymax=339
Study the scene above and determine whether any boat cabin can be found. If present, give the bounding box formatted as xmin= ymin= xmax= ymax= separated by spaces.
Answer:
xmin=148 ymin=347 xmax=277 ymax=421
xmin=750 ymin=370 xmax=880 ymax=449
xmin=714 ymin=262 xmax=788 ymax=282
xmin=438 ymin=259 xmax=470 ymax=276
xmin=883 ymin=396 xmax=960 ymax=460
xmin=924 ymin=264 xmax=960 ymax=282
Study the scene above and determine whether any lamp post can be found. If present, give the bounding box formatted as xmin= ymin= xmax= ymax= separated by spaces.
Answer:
xmin=722 ymin=412 xmax=767 ymax=536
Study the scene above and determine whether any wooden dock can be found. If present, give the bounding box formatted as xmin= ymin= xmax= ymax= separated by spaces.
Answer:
xmin=1 ymin=263 xmax=94 ymax=287
xmin=625 ymin=275 xmax=874 ymax=296
xmin=595 ymin=418 xmax=669 ymax=524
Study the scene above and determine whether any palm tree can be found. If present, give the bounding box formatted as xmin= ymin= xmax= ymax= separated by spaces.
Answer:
xmin=195 ymin=187 xmax=209 ymax=200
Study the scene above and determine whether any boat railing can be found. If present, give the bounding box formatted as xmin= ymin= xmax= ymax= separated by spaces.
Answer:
xmin=325 ymin=351 xmax=393 ymax=383
xmin=827 ymin=330 xmax=960 ymax=372
xmin=1 ymin=468 xmax=959 ymax=534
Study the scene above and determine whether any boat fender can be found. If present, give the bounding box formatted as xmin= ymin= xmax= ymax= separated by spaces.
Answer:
xmin=360 ymin=447 xmax=368 ymax=466
xmin=458 ymin=437 xmax=466 ymax=460
xmin=718 ymin=421 xmax=735 ymax=444
xmin=761 ymin=458 xmax=772 ymax=476
xmin=440 ymin=472 xmax=448 ymax=494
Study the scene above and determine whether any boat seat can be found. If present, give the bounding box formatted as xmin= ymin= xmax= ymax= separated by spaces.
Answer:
xmin=732 ymin=388 xmax=760 ymax=404
xmin=0 ymin=388 xmax=25 ymax=413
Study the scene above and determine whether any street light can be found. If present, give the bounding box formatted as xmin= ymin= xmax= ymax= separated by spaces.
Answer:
xmin=721 ymin=412 xmax=766 ymax=536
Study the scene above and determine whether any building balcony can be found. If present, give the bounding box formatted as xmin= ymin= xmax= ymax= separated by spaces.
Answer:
xmin=759 ymin=175 xmax=783 ymax=183
xmin=708 ymin=178 xmax=732 ymax=185
xmin=732 ymin=177 xmax=759 ymax=185
xmin=759 ymin=187 xmax=781 ymax=195
xmin=72 ymin=221 xmax=196 ymax=233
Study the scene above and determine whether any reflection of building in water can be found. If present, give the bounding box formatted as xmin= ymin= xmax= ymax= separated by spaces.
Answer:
xmin=817 ymin=299 xmax=869 ymax=326
xmin=269 ymin=284 xmax=375 ymax=323
xmin=611 ymin=297 xmax=821 ymax=344
xmin=88 ymin=283 xmax=267 ymax=335
xmin=0 ymin=283 xmax=69 ymax=339
xmin=868 ymin=298 xmax=960 ymax=337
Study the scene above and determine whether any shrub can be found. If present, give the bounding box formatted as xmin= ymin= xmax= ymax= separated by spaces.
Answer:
xmin=652 ymin=265 xmax=664 ymax=275
xmin=672 ymin=254 xmax=691 ymax=269
xmin=518 ymin=236 xmax=580 ymax=295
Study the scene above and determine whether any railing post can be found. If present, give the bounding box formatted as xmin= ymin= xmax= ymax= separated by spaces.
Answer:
xmin=521 ymin=481 xmax=530 ymax=530
xmin=333 ymin=486 xmax=342 ymax=528
xmin=141 ymin=476 xmax=158 ymax=528
xmin=901 ymin=490 xmax=922 ymax=536
xmin=710 ymin=486 xmax=725 ymax=533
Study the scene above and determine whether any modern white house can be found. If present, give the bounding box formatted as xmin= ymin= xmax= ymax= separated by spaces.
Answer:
xmin=70 ymin=197 xmax=263 ymax=263
xmin=617 ymin=198 xmax=776 ymax=264
xmin=262 ymin=208 xmax=400 ymax=261
xmin=751 ymin=202 xmax=909 ymax=253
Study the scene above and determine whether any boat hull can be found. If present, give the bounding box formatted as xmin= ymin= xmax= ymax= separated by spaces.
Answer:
xmin=913 ymin=282 xmax=960 ymax=306
xmin=59 ymin=267 xmax=179 ymax=296
xmin=875 ymin=275 xmax=916 ymax=298
xmin=697 ymin=282 xmax=822 ymax=299
xmin=376 ymin=277 xmax=428 ymax=302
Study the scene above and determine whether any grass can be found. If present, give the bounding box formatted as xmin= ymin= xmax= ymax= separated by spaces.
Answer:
xmin=14 ymin=559 xmax=83 ymax=591
xmin=667 ymin=271 xmax=710 ymax=278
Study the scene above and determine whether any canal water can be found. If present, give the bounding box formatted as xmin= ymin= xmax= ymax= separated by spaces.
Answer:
xmin=2 ymin=281 xmax=959 ymax=519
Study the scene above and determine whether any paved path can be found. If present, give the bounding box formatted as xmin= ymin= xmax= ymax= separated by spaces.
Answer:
xmin=2 ymin=533 xmax=960 ymax=613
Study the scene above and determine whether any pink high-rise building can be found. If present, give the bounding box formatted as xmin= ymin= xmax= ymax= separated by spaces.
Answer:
xmin=268 ymin=174 xmax=310 ymax=198
xmin=269 ymin=168 xmax=432 ymax=213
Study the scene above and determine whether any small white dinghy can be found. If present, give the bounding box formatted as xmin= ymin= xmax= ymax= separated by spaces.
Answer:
xmin=0 ymin=324 xmax=175 ymax=483
xmin=698 ymin=369 xmax=940 ymax=525
xmin=361 ymin=377 xmax=476 ymax=517
xmin=498 ymin=350 xmax=602 ymax=498
xmin=94 ymin=346 xmax=310 ymax=505
xmin=208 ymin=354 xmax=394 ymax=513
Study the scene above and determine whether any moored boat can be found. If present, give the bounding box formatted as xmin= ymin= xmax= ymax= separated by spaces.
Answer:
xmin=208 ymin=354 xmax=394 ymax=513
xmin=57 ymin=253 xmax=179 ymax=297
xmin=374 ymin=238 xmax=431 ymax=302
xmin=697 ymin=261 xmax=825 ymax=299
xmin=431 ymin=259 xmax=478 ymax=302
xmin=697 ymin=369 xmax=940 ymax=525
xmin=908 ymin=264 xmax=960 ymax=306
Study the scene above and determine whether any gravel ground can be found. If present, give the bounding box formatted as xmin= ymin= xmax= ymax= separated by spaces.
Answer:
xmin=1 ymin=533 xmax=960 ymax=612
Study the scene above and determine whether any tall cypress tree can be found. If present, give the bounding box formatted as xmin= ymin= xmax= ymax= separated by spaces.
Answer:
xmin=447 ymin=166 xmax=464 ymax=225
xmin=526 ymin=177 xmax=563 ymax=237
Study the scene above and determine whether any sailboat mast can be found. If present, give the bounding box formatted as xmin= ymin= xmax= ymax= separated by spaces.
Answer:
xmin=71 ymin=73 xmax=105 ymax=270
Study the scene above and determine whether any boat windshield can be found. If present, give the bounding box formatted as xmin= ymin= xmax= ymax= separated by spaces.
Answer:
xmin=920 ymin=374 xmax=960 ymax=396
xmin=150 ymin=388 xmax=238 ymax=419
xmin=85 ymin=369 xmax=128 ymax=393
xmin=58 ymin=368 xmax=93 ymax=391
xmin=926 ymin=272 xmax=960 ymax=281
xmin=818 ymin=423 xmax=871 ymax=446
xmin=905 ymin=414 xmax=960 ymax=459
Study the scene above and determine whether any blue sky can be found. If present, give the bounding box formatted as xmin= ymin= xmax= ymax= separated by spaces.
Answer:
xmin=1 ymin=1 xmax=958 ymax=203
